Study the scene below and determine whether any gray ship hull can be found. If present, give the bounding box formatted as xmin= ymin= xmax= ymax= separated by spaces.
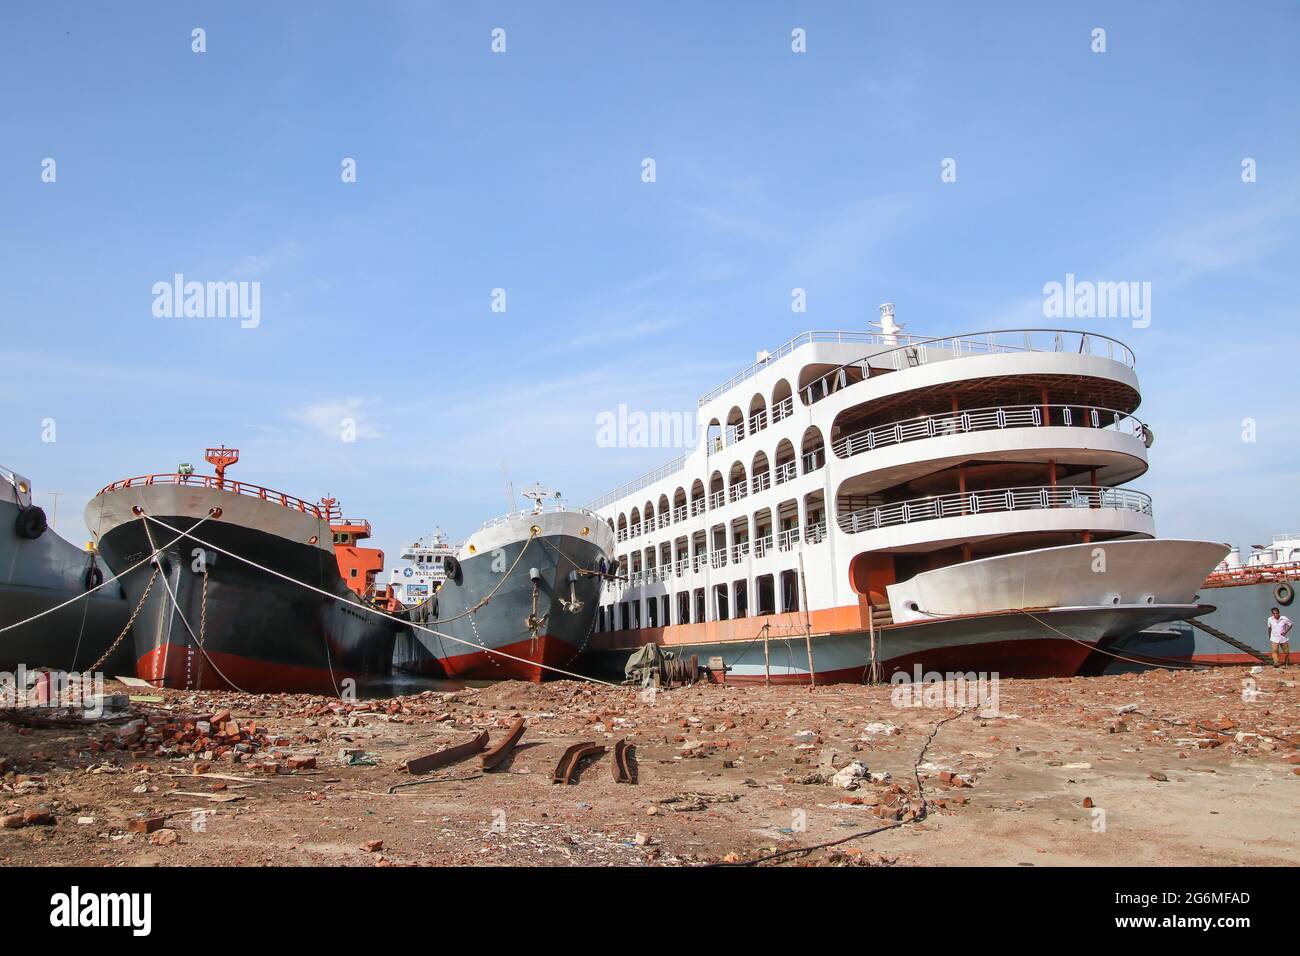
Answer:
xmin=0 ymin=496 xmax=130 ymax=673
xmin=399 ymin=509 xmax=614 ymax=682
xmin=1098 ymin=577 xmax=1295 ymax=670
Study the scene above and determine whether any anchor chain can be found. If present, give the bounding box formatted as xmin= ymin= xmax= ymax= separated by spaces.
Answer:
xmin=86 ymin=566 xmax=158 ymax=675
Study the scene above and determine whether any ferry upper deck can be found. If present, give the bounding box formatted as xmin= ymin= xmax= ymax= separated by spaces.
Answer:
xmin=589 ymin=308 xmax=1152 ymax=636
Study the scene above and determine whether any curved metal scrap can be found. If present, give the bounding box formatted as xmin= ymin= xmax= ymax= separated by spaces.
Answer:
xmin=405 ymin=731 xmax=488 ymax=775
xmin=612 ymin=738 xmax=636 ymax=784
xmin=552 ymin=741 xmax=606 ymax=785
xmin=479 ymin=717 xmax=527 ymax=771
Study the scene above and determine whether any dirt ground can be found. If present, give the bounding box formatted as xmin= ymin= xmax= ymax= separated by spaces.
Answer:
xmin=1 ymin=665 xmax=1297 ymax=867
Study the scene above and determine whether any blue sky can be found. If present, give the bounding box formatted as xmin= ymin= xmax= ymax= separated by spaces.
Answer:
xmin=2 ymin=1 xmax=1297 ymax=561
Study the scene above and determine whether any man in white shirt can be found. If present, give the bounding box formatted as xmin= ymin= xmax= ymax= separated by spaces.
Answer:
xmin=1266 ymin=607 xmax=1291 ymax=667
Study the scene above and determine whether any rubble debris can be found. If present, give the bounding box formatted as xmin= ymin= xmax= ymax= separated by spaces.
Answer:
xmin=830 ymin=761 xmax=868 ymax=790
xmin=655 ymin=792 xmax=741 ymax=812
xmin=149 ymin=828 xmax=178 ymax=847
xmin=862 ymin=722 xmax=901 ymax=737
xmin=0 ymin=666 xmax=1295 ymax=867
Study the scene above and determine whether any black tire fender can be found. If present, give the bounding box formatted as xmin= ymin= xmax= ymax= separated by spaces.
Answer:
xmin=15 ymin=506 xmax=47 ymax=540
xmin=1275 ymin=582 xmax=1294 ymax=606
xmin=84 ymin=564 xmax=104 ymax=591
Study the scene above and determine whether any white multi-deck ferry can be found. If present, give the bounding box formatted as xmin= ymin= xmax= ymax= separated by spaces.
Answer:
xmin=584 ymin=305 xmax=1228 ymax=683
xmin=383 ymin=530 xmax=458 ymax=609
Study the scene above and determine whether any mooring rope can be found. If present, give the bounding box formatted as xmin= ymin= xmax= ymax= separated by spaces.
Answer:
xmin=142 ymin=513 xmax=621 ymax=688
xmin=139 ymin=516 xmax=255 ymax=694
xmin=1016 ymin=608 xmax=1210 ymax=671
xmin=0 ymin=511 xmax=217 ymax=641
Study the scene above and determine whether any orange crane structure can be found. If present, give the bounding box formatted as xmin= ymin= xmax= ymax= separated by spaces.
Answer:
xmin=204 ymin=446 xmax=240 ymax=488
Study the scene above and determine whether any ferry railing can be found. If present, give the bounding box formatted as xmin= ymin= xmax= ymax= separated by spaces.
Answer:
xmin=728 ymin=483 xmax=748 ymax=503
xmin=672 ymin=505 xmax=688 ymax=523
xmin=697 ymin=330 xmax=908 ymax=407
xmin=838 ymin=485 xmax=1153 ymax=534
xmin=751 ymin=471 xmax=771 ymax=495
xmin=710 ymin=551 xmax=727 ymax=569
xmin=629 ymin=522 xmax=642 ymax=538
xmin=731 ymin=541 xmax=751 ymax=563
xmin=586 ymin=453 xmax=688 ymax=511
xmin=776 ymin=527 xmax=801 ymax=552
xmin=774 ymin=461 xmax=797 ymax=485
xmin=658 ymin=513 xmax=671 ymax=530
xmin=726 ymin=422 xmax=745 ymax=446
xmin=99 ymin=473 xmax=330 ymax=519
xmin=692 ymin=553 xmax=708 ymax=573
xmin=749 ymin=410 xmax=768 ymax=434
xmin=616 ymin=528 xmax=628 ymax=543
xmin=805 ymin=520 xmax=828 ymax=544
xmin=674 ymin=558 xmax=690 ymax=576
xmin=690 ymin=498 xmax=707 ymax=517
xmin=754 ymin=533 xmax=774 ymax=559
xmin=802 ymin=449 xmax=826 ymax=474
xmin=803 ymin=330 xmax=1137 ymax=409
xmin=708 ymin=490 xmax=725 ymax=510
xmin=832 ymin=404 xmax=1146 ymax=459
xmin=771 ymin=396 xmax=794 ymax=422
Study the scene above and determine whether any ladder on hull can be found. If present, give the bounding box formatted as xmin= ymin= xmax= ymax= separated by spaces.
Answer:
xmin=1188 ymin=619 xmax=1271 ymax=664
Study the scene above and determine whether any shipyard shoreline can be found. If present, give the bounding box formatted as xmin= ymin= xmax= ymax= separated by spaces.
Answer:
xmin=1 ymin=667 xmax=1296 ymax=867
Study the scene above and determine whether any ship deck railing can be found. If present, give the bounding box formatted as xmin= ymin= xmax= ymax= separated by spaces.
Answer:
xmin=478 ymin=503 xmax=601 ymax=530
xmin=99 ymin=473 xmax=332 ymax=519
xmin=804 ymin=329 xmax=1136 ymax=409
xmin=838 ymin=484 xmax=1152 ymax=534
xmin=590 ymin=329 xmax=1135 ymax=514
xmin=832 ymin=404 xmax=1145 ymax=458
xmin=1203 ymin=560 xmax=1300 ymax=588
xmin=697 ymin=330 xmax=914 ymax=407
xmin=332 ymin=517 xmax=373 ymax=534
xmin=610 ymin=524 xmax=836 ymax=593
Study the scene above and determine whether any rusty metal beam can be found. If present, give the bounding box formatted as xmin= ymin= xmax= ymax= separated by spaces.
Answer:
xmin=405 ymin=731 xmax=488 ymax=775
xmin=612 ymin=738 xmax=636 ymax=784
xmin=479 ymin=717 xmax=527 ymax=771
xmin=552 ymin=741 xmax=606 ymax=785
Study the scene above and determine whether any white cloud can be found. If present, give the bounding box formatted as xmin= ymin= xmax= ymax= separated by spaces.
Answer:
xmin=287 ymin=398 xmax=383 ymax=441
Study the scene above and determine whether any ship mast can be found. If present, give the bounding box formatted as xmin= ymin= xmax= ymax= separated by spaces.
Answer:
xmin=204 ymin=445 xmax=240 ymax=489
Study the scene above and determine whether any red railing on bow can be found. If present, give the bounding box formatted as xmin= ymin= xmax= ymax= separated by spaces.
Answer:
xmin=1203 ymin=561 xmax=1300 ymax=589
xmin=98 ymin=473 xmax=329 ymax=519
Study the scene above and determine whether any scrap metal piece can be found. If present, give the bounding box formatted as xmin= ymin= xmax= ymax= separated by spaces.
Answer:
xmin=479 ymin=717 xmax=527 ymax=771
xmin=612 ymin=738 xmax=636 ymax=784
xmin=552 ymin=741 xmax=606 ymax=785
xmin=405 ymin=731 xmax=489 ymax=775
